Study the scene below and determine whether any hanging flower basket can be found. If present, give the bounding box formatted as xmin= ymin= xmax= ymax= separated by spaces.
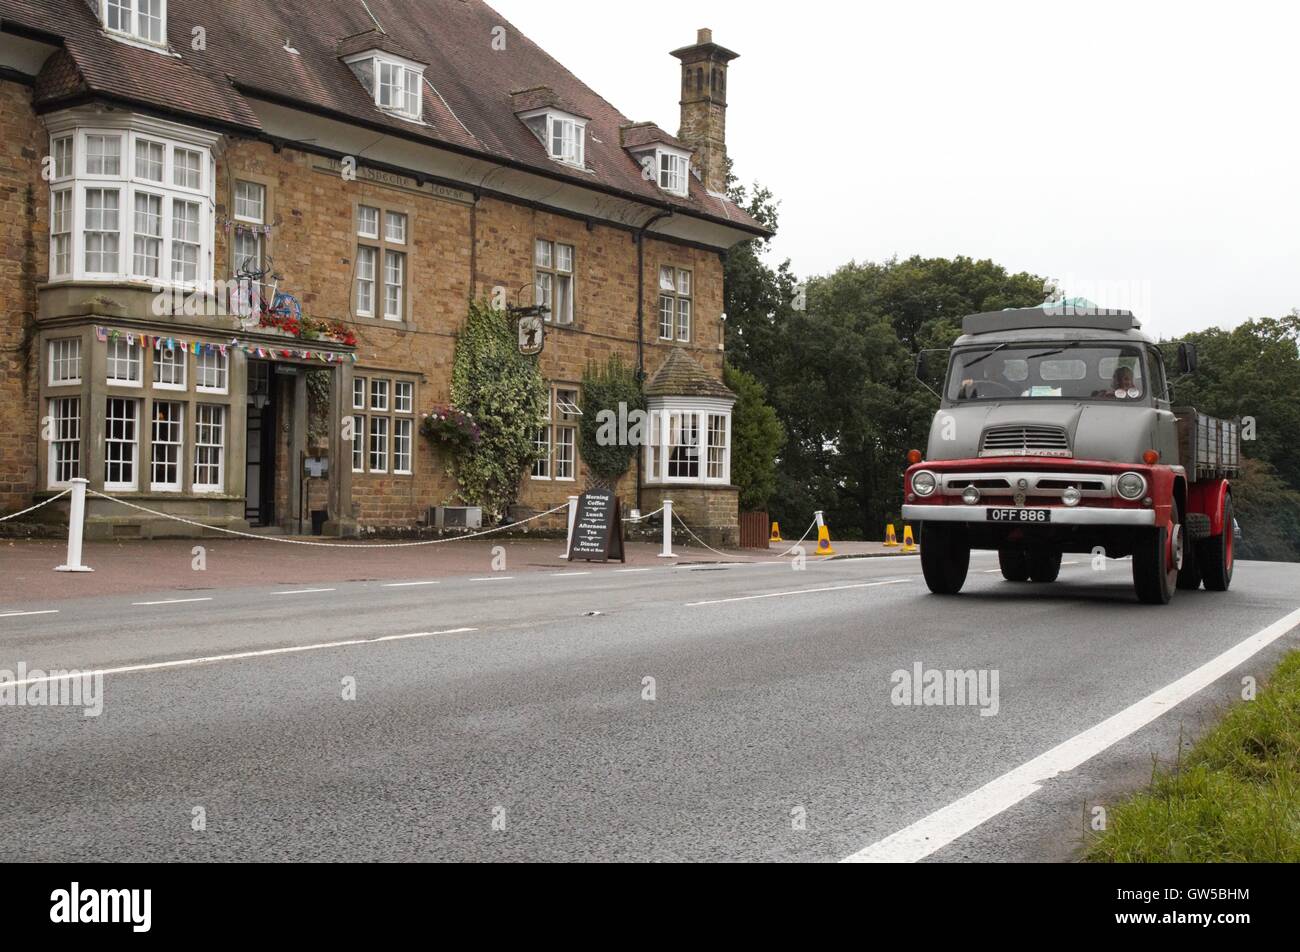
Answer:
xmin=421 ymin=406 xmax=481 ymax=452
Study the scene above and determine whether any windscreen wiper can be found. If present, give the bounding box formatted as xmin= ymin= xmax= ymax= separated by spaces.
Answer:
xmin=963 ymin=342 xmax=1007 ymax=370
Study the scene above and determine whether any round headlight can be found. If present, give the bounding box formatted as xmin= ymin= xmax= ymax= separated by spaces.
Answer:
xmin=962 ymin=486 xmax=981 ymax=505
xmin=1062 ymin=486 xmax=1082 ymax=507
xmin=1117 ymin=472 xmax=1147 ymax=500
xmin=912 ymin=470 xmax=938 ymax=497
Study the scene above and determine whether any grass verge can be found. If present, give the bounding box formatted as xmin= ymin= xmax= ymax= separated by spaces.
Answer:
xmin=1086 ymin=649 xmax=1300 ymax=862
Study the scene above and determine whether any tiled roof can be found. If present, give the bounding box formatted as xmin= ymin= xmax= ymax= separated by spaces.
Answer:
xmin=0 ymin=0 xmax=766 ymax=236
xmin=620 ymin=122 xmax=688 ymax=151
xmin=510 ymin=85 xmax=589 ymax=120
xmin=336 ymin=29 xmax=426 ymax=64
xmin=645 ymin=347 xmax=736 ymax=399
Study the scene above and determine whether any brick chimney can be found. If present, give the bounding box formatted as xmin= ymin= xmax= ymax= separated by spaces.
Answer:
xmin=671 ymin=28 xmax=739 ymax=195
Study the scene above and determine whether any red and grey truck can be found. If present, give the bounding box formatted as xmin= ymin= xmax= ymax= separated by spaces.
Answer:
xmin=904 ymin=307 xmax=1240 ymax=604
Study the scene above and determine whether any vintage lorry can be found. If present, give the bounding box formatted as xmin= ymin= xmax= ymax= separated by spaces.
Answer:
xmin=904 ymin=307 xmax=1239 ymax=604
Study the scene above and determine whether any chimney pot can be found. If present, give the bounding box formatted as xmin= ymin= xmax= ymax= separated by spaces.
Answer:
xmin=697 ymin=27 xmax=712 ymax=44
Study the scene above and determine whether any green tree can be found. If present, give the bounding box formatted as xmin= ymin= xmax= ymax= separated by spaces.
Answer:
xmin=448 ymin=299 xmax=549 ymax=521
xmin=723 ymin=363 xmax=785 ymax=511
xmin=578 ymin=355 xmax=645 ymax=487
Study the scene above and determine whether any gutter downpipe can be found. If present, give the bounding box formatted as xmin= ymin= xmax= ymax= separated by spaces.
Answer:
xmin=635 ymin=210 xmax=673 ymax=515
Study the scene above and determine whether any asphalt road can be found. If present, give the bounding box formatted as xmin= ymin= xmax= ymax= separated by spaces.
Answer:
xmin=2 ymin=552 xmax=1298 ymax=862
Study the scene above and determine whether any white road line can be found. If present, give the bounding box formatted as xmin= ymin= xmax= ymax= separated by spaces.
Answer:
xmin=270 ymin=588 xmax=336 ymax=596
xmin=382 ymin=581 xmax=441 ymax=588
xmin=613 ymin=568 xmax=653 ymax=574
xmin=843 ymin=605 xmax=1300 ymax=863
xmin=686 ymin=579 xmax=911 ymax=607
xmin=550 ymin=572 xmax=592 ymax=578
xmin=0 ymin=609 xmax=59 ymax=618
xmin=3 ymin=627 xmax=480 ymax=689
xmin=131 ymin=597 xmax=213 ymax=606
xmin=470 ymin=576 xmax=514 ymax=582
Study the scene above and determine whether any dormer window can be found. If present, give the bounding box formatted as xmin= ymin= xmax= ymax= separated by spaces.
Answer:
xmin=342 ymin=50 xmax=426 ymax=123
xmin=377 ymin=61 xmax=421 ymax=119
xmin=101 ymin=0 xmax=167 ymax=47
xmin=548 ymin=115 xmax=585 ymax=167
xmin=657 ymin=149 xmax=690 ymax=196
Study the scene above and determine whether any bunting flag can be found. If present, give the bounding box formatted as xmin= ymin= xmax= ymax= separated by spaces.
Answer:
xmin=93 ymin=326 xmax=358 ymax=364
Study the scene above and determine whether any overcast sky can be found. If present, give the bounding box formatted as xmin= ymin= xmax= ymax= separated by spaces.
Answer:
xmin=488 ymin=0 xmax=1298 ymax=339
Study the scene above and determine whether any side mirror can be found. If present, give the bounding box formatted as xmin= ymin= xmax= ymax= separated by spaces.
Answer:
xmin=915 ymin=351 xmax=929 ymax=383
xmin=1177 ymin=342 xmax=1198 ymax=374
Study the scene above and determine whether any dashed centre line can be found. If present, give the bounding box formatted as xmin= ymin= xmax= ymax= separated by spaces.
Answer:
xmin=131 ymin=597 xmax=213 ymax=607
xmin=686 ymin=579 xmax=912 ymax=606
xmin=270 ymin=588 xmax=336 ymax=596
xmin=0 ymin=609 xmax=59 ymax=618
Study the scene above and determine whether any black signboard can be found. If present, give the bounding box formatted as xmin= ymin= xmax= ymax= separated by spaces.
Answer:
xmin=568 ymin=489 xmax=625 ymax=563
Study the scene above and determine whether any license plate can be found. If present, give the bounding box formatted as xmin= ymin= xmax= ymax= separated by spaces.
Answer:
xmin=986 ymin=508 xmax=1051 ymax=523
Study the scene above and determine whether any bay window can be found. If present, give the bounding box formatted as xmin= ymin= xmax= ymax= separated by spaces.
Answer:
xmin=45 ymin=117 xmax=216 ymax=287
xmin=643 ymin=399 xmax=733 ymax=486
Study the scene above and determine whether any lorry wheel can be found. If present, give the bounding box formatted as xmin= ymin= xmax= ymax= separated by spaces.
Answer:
xmin=1176 ymin=539 xmax=1203 ymax=590
xmin=1133 ymin=520 xmax=1181 ymax=605
xmin=920 ymin=524 xmax=970 ymax=595
xmin=1198 ymin=495 xmax=1234 ymax=592
xmin=1027 ymin=548 xmax=1062 ymax=583
xmin=998 ymin=548 xmax=1030 ymax=581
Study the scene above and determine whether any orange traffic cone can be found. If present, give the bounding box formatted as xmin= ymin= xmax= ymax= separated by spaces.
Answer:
xmin=815 ymin=524 xmax=836 ymax=556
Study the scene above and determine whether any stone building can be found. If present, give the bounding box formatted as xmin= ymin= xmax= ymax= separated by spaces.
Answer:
xmin=0 ymin=1 xmax=766 ymax=543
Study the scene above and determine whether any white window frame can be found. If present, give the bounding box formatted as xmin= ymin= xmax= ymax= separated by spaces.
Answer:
xmin=658 ymin=266 xmax=693 ymax=342
xmin=193 ymin=404 xmax=226 ymax=493
xmin=46 ymin=116 xmax=217 ymax=288
xmin=643 ymin=398 xmax=733 ymax=486
xmin=47 ymin=396 xmax=82 ymax=489
xmin=344 ymin=53 xmax=426 ymax=123
xmin=355 ymin=203 xmax=410 ymax=322
xmin=149 ymin=400 xmax=184 ymax=492
xmin=533 ymin=385 xmax=579 ymax=481
xmin=351 ymin=415 xmax=366 ymax=473
xmin=152 ymin=343 xmax=186 ymax=390
xmin=393 ymin=417 xmax=413 ymax=475
xmin=657 ymin=148 xmax=690 ymax=196
xmin=106 ymin=338 xmax=143 ymax=387
xmin=547 ymin=114 xmax=586 ymax=167
xmin=534 ymin=239 xmax=575 ymax=325
xmin=233 ymin=180 xmax=266 ymax=272
xmin=48 ymin=337 xmax=82 ymax=386
xmin=101 ymin=0 xmax=167 ymax=48
xmin=196 ymin=348 xmax=228 ymax=394
xmin=369 ymin=415 xmax=390 ymax=472
xmin=104 ymin=396 xmax=140 ymax=491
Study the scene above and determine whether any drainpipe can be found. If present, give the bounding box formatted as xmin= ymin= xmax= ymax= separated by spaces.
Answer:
xmin=635 ymin=210 xmax=672 ymax=514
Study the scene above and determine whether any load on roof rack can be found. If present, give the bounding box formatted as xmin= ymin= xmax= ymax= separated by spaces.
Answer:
xmin=961 ymin=307 xmax=1139 ymax=336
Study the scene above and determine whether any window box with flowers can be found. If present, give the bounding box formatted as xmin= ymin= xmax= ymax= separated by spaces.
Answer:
xmin=258 ymin=311 xmax=358 ymax=347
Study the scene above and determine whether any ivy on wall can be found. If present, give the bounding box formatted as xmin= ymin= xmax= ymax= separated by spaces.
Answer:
xmin=579 ymin=355 xmax=645 ymax=487
xmin=445 ymin=299 xmax=549 ymax=521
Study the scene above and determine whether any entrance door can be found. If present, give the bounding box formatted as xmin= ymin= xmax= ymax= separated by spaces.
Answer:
xmin=245 ymin=361 xmax=277 ymax=526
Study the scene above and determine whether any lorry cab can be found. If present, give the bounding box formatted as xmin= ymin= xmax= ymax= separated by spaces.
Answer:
xmin=905 ymin=306 xmax=1238 ymax=604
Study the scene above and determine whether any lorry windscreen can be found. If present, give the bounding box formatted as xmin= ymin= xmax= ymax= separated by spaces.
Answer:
xmin=946 ymin=343 xmax=1147 ymax=402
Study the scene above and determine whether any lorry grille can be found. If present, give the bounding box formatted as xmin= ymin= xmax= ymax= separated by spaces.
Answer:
xmin=979 ymin=425 xmax=1071 ymax=457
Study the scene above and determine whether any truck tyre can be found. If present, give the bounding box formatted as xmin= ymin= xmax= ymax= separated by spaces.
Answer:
xmin=998 ymin=548 xmax=1030 ymax=581
xmin=1176 ymin=534 xmax=1203 ymax=590
xmin=1198 ymin=495 xmax=1234 ymax=592
xmin=1027 ymin=548 xmax=1062 ymax=583
xmin=920 ymin=524 xmax=970 ymax=595
xmin=1133 ymin=512 xmax=1183 ymax=605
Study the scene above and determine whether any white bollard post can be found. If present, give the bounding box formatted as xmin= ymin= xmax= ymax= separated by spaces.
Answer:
xmin=55 ymin=477 xmax=94 ymax=573
xmin=658 ymin=499 xmax=676 ymax=558
xmin=561 ymin=495 xmax=579 ymax=558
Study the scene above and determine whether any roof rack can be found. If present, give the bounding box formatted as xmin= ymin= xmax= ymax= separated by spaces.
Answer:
xmin=961 ymin=307 xmax=1139 ymax=336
